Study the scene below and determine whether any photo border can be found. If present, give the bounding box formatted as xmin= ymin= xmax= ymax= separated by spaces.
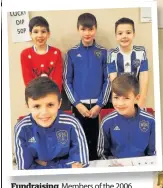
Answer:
xmin=2 ymin=0 xmax=162 ymax=176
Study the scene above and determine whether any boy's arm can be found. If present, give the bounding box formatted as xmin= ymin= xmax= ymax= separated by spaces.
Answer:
xmin=138 ymin=71 xmax=149 ymax=108
xmin=15 ymin=126 xmax=45 ymax=169
xmin=96 ymin=50 xmax=111 ymax=108
xmin=44 ymin=118 xmax=89 ymax=168
xmin=97 ymin=122 xmax=112 ymax=159
xmin=63 ymin=52 xmax=81 ymax=107
xmin=68 ymin=118 xmax=89 ymax=167
xmin=50 ymin=49 xmax=63 ymax=92
xmin=20 ymin=50 xmax=35 ymax=86
xmin=107 ymin=50 xmax=118 ymax=82
xmin=138 ymin=49 xmax=149 ymax=108
xmin=146 ymin=120 xmax=155 ymax=156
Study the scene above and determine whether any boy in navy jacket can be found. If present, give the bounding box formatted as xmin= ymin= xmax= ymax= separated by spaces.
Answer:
xmin=14 ymin=77 xmax=89 ymax=169
xmin=97 ymin=74 xmax=155 ymax=159
xmin=63 ymin=13 xmax=110 ymax=160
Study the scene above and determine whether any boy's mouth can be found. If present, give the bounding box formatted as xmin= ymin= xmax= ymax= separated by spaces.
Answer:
xmin=39 ymin=117 xmax=51 ymax=121
xmin=37 ymin=39 xmax=45 ymax=43
xmin=85 ymin=37 xmax=91 ymax=40
xmin=121 ymin=40 xmax=129 ymax=43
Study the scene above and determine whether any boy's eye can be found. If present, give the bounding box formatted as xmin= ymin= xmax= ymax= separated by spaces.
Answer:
xmin=48 ymin=103 xmax=54 ymax=107
xmin=118 ymin=32 xmax=122 ymax=35
xmin=41 ymin=30 xmax=47 ymax=33
xmin=127 ymin=31 xmax=131 ymax=34
xmin=33 ymin=30 xmax=38 ymax=34
xmin=113 ymin=96 xmax=118 ymax=99
xmin=33 ymin=104 xmax=40 ymax=109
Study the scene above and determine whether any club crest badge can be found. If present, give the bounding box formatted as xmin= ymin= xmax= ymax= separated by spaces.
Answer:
xmin=56 ymin=130 xmax=68 ymax=144
xmin=94 ymin=50 xmax=102 ymax=58
xmin=125 ymin=62 xmax=130 ymax=67
xmin=139 ymin=120 xmax=149 ymax=132
xmin=133 ymin=59 xmax=140 ymax=68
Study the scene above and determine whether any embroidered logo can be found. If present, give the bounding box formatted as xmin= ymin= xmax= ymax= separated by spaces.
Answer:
xmin=28 ymin=137 xmax=36 ymax=143
xmin=133 ymin=59 xmax=140 ymax=68
xmin=114 ymin=125 xmax=120 ymax=131
xmin=56 ymin=130 xmax=68 ymax=144
xmin=94 ymin=50 xmax=102 ymax=58
xmin=139 ymin=120 xmax=149 ymax=132
xmin=77 ymin=53 xmax=82 ymax=57
xmin=125 ymin=62 xmax=130 ymax=67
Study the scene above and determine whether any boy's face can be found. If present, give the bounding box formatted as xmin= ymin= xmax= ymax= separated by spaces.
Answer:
xmin=30 ymin=26 xmax=50 ymax=48
xmin=27 ymin=93 xmax=61 ymax=128
xmin=78 ymin=25 xmax=97 ymax=46
xmin=112 ymin=91 xmax=139 ymax=117
xmin=115 ymin=24 xmax=135 ymax=50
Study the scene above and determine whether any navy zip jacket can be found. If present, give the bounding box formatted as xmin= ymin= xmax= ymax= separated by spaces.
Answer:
xmin=14 ymin=110 xmax=89 ymax=169
xmin=63 ymin=41 xmax=110 ymax=107
xmin=97 ymin=108 xmax=155 ymax=159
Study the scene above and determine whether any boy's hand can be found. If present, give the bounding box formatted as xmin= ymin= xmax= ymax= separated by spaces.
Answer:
xmin=89 ymin=105 xmax=101 ymax=118
xmin=72 ymin=162 xmax=83 ymax=168
xmin=35 ymin=159 xmax=47 ymax=166
xmin=76 ymin=103 xmax=91 ymax=117
xmin=110 ymin=160 xmax=123 ymax=167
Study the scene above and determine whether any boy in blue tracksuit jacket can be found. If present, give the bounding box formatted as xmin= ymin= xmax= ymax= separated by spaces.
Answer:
xmin=107 ymin=18 xmax=149 ymax=109
xmin=97 ymin=74 xmax=155 ymax=159
xmin=14 ymin=77 xmax=89 ymax=170
xmin=63 ymin=13 xmax=110 ymax=160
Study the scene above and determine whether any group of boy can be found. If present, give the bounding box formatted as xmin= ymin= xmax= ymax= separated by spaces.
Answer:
xmin=14 ymin=12 xmax=155 ymax=170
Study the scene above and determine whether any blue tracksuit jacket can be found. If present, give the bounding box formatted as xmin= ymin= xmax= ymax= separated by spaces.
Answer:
xmin=97 ymin=108 xmax=155 ymax=159
xmin=63 ymin=41 xmax=110 ymax=107
xmin=107 ymin=45 xmax=148 ymax=78
xmin=14 ymin=110 xmax=89 ymax=170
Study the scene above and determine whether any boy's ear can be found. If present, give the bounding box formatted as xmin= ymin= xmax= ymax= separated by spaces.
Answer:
xmin=47 ymin=32 xmax=50 ymax=38
xmin=29 ymin=32 xmax=32 ymax=38
xmin=25 ymin=102 xmax=29 ymax=108
xmin=133 ymin=32 xmax=136 ymax=38
xmin=59 ymin=98 xmax=62 ymax=109
xmin=135 ymin=93 xmax=140 ymax=103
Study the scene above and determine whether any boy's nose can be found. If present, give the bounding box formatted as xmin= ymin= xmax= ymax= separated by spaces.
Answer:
xmin=38 ymin=32 xmax=43 ymax=37
xmin=117 ymin=99 xmax=125 ymax=106
xmin=122 ymin=33 xmax=127 ymax=38
xmin=40 ymin=107 xmax=49 ymax=114
xmin=85 ymin=30 xmax=90 ymax=35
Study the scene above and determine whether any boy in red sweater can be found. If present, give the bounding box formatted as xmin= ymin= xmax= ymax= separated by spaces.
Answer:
xmin=20 ymin=16 xmax=62 ymax=91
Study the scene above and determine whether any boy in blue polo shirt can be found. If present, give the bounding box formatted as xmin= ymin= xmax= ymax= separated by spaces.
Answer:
xmin=14 ymin=77 xmax=89 ymax=169
xmin=63 ymin=13 xmax=110 ymax=160
xmin=97 ymin=74 xmax=155 ymax=159
xmin=107 ymin=17 xmax=149 ymax=109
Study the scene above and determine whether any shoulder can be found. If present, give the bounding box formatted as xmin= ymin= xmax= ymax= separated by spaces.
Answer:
xmin=101 ymin=110 xmax=118 ymax=127
xmin=139 ymin=109 xmax=155 ymax=123
xmin=95 ymin=43 xmax=106 ymax=50
xmin=108 ymin=47 xmax=119 ymax=55
xmin=49 ymin=46 xmax=61 ymax=55
xmin=67 ymin=44 xmax=80 ymax=53
xmin=133 ymin=45 xmax=146 ymax=52
xmin=58 ymin=112 xmax=82 ymax=128
xmin=21 ymin=47 xmax=33 ymax=56
xmin=14 ymin=115 xmax=32 ymax=134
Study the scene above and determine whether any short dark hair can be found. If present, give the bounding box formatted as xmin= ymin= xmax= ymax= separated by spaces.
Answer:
xmin=25 ymin=77 xmax=61 ymax=105
xmin=115 ymin=17 xmax=135 ymax=33
xmin=29 ymin=16 xmax=50 ymax=32
xmin=112 ymin=74 xmax=139 ymax=96
xmin=77 ymin=13 xmax=97 ymax=29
